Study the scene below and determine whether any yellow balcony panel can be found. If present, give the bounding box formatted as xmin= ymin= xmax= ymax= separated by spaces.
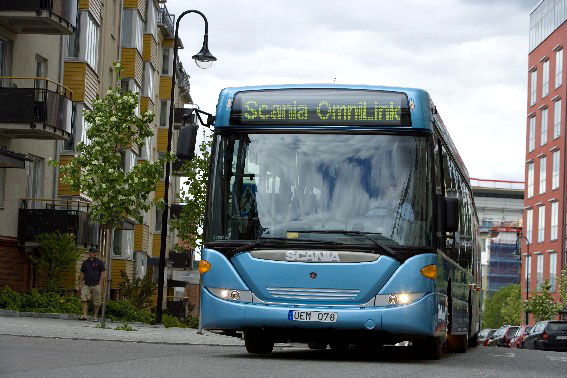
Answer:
xmin=121 ymin=48 xmax=144 ymax=86
xmin=58 ymin=155 xmax=79 ymax=196
xmin=156 ymin=127 xmax=168 ymax=152
xmin=78 ymin=0 xmax=102 ymax=25
xmin=159 ymin=76 xmax=172 ymax=100
xmin=162 ymin=39 xmax=174 ymax=48
xmin=110 ymin=260 xmax=134 ymax=289
xmin=0 ymin=0 xmax=77 ymax=35
xmin=155 ymin=181 xmax=165 ymax=200
xmin=140 ymin=96 xmax=155 ymax=115
xmin=124 ymin=0 xmax=146 ymax=20
xmin=151 ymin=234 xmax=170 ymax=258
xmin=63 ymin=62 xmax=98 ymax=108
xmin=143 ymin=34 xmax=159 ymax=69
xmin=134 ymin=223 xmax=150 ymax=253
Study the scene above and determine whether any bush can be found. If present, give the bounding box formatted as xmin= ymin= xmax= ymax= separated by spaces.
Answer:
xmin=118 ymin=271 xmax=157 ymax=310
xmin=186 ymin=316 xmax=199 ymax=329
xmin=162 ymin=314 xmax=186 ymax=328
xmin=0 ymin=287 xmax=81 ymax=314
xmin=105 ymin=300 xmax=155 ymax=324
xmin=0 ymin=286 xmax=22 ymax=311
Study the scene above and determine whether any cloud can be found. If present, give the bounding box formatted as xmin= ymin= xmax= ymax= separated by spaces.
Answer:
xmin=167 ymin=0 xmax=529 ymax=181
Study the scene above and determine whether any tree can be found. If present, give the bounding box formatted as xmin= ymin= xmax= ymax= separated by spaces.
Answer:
xmin=482 ymin=284 xmax=523 ymax=328
xmin=559 ymin=267 xmax=567 ymax=312
xmin=52 ymin=63 xmax=169 ymax=324
xmin=118 ymin=270 xmax=157 ymax=310
xmin=170 ymin=131 xmax=211 ymax=251
xmin=29 ymin=232 xmax=81 ymax=293
xmin=526 ymin=280 xmax=560 ymax=322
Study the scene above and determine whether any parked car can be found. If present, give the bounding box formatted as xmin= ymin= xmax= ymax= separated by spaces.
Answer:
xmin=479 ymin=329 xmax=496 ymax=346
xmin=509 ymin=325 xmax=532 ymax=349
xmin=523 ymin=321 xmax=567 ymax=352
xmin=488 ymin=325 xmax=519 ymax=347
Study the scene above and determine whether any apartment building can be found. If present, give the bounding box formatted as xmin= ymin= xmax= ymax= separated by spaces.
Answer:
xmin=0 ymin=0 xmax=192 ymax=299
xmin=524 ymin=0 xmax=567 ymax=322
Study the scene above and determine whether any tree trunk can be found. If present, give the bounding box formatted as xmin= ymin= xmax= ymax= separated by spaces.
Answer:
xmin=101 ymin=227 xmax=114 ymax=328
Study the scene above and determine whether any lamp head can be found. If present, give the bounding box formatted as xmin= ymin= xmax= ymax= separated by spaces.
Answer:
xmin=192 ymin=35 xmax=216 ymax=69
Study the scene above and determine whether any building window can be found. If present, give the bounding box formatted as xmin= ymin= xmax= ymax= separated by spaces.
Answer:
xmin=26 ymin=156 xmax=45 ymax=209
xmin=539 ymin=156 xmax=546 ymax=194
xmin=530 ymin=70 xmax=537 ymax=106
xmin=536 ymin=254 xmax=543 ymax=291
xmin=543 ymin=60 xmax=550 ymax=98
xmin=528 ymin=162 xmax=534 ymax=198
xmin=67 ymin=15 xmax=80 ymax=58
xmin=159 ymin=100 xmax=169 ymax=127
xmin=525 ymin=255 xmax=531 ymax=288
xmin=526 ymin=208 xmax=533 ymax=244
xmin=538 ymin=205 xmax=545 ymax=243
xmin=541 ymin=108 xmax=548 ymax=146
xmin=142 ymin=62 xmax=155 ymax=100
xmin=85 ymin=14 xmax=100 ymax=71
xmin=552 ymin=150 xmax=560 ymax=189
xmin=162 ymin=48 xmax=171 ymax=75
xmin=554 ymin=99 xmax=561 ymax=139
xmin=529 ymin=116 xmax=536 ymax=152
xmin=155 ymin=206 xmax=163 ymax=233
xmin=551 ymin=201 xmax=558 ymax=241
xmin=556 ymin=49 xmax=563 ymax=88
xmin=550 ymin=252 xmax=557 ymax=291
xmin=146 ymin=0 xmax=157 ymax=38
xmin=121 ymin=9 xmax=143 ymax=53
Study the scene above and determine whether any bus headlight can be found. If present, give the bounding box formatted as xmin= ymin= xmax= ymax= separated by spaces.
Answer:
xmin=208 ymin=287 xmax=253 ymax=302
xmin=375 ymin=292 xmax=425 ymax=306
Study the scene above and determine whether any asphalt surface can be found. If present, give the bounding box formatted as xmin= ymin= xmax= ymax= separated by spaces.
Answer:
xmin=2 ymin=335 xmax=567 ymax=378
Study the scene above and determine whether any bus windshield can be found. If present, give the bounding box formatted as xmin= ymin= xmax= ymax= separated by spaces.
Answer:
xmin=207 ymin=133 xmax=433 ymax=248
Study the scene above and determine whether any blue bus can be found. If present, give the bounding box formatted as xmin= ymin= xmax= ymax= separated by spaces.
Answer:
xmin=197 ymin=85 xmax=481 ymax=359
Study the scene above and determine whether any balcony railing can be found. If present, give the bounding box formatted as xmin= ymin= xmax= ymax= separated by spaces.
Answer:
xmin=0 ymin=0 xmax=77 ymax=34
xmin=157 ymin=3 xmax=175 ymax=38
xmin=18 ymin=199 xmax=100 ymax=247
xmin=176 ymin=62 xmax=191 ymax=101
xmin=0 ymin=77 xmax=73 ymax=140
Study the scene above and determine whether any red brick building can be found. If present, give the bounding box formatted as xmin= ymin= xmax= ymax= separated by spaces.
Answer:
xmin=523 ymin=0 xmax=567 ymax=323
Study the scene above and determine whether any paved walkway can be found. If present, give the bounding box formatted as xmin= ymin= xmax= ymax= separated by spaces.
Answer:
xmin=0 ymin=314 xmax=245 ymax=347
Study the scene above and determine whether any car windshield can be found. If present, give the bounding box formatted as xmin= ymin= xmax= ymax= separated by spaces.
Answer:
xmin=547 ymin=322 xmax=567 ymax=332
xmin=207 ymin=133 xmax=433 ymax=247
xmin=508 ymin=327 xmax=519 ymax=336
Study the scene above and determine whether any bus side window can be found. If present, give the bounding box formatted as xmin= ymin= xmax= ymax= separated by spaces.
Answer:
xmin=441 ymin=146 xmax=459 ymax=263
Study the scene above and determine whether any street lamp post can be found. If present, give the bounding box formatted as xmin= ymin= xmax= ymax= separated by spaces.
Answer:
xmin=156 ymin=10 xmax=216 ymax=324
xmin=516 ymin=235 xmax=531 ymax=325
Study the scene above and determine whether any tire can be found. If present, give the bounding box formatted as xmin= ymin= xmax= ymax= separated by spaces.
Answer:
xmin=244 ymin=330 xmax=274 ymax=354
xmin=308 ymin=342 xmax=327 ymax=350
xmin=414 ymin=337 xmax=443 ymax=360
xmin=447 ymin=334 xmax=468 ymax=353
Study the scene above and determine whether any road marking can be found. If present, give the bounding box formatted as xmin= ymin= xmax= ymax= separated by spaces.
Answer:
xmin=489 ymin=352 xmax=515 ymax=358
xmin=547 ymin=356 xmax=567 ymax=362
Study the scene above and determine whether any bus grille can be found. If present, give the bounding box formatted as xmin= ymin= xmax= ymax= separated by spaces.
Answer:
xmin=266 ymin=287 xmax=360 ymax=301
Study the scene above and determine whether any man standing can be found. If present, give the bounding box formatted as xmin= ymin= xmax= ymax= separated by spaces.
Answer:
xmin=79 ymin=247 xmax=106 ymax=321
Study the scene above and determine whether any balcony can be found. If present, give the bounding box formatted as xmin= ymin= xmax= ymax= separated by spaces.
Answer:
xmin=18 ymin=199 xmax=100 ymax=247
xmin=157 ymin=3 xmax=175 ymax=38
xmin=175 ymin=62 xmax=191 ymax=103
xmin=0 ymin=0 xmax=77 ymax=35
xmin=0 ymin=77 xmax=72 ymax=140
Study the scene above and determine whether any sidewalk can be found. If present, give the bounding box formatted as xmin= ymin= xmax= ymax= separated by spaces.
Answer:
xmin=0 ymin=312 xmax=245 ymax=347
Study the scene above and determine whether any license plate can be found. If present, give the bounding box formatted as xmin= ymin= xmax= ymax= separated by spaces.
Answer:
xmin=557 ymin=336 xmax=567 ymax=340
xmin=288 ymin=310 xmax=337 ymax=322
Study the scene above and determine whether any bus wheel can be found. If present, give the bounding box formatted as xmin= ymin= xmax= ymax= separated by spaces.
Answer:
xmin=244 ymin=330 xmax=274 ymax=354
xmin=413 ymin=337 xmax=442 ymax=360
xmin=447 ymin=334 xmax=468 ymax=353
xmin=308 ymin=342 xmax=328 ymax=350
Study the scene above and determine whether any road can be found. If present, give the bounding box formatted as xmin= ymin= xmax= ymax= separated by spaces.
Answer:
xmin=1 ymin=335 xmax=566 ymax=378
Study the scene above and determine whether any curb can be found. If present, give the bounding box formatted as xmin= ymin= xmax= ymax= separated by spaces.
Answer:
xmin=0 ymin=309 xmax=87 ymax=321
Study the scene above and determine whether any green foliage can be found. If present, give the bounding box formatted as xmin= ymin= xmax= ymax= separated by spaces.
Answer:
xmin=482 ymin=284 xmax=523 ymax=328
xmin=0 ymin=287 xmax=81 ymax=314
xmin=29 ymin=232 xmax=81 ymax=293
xmin=170 ymin=131 xmax=212 ymax=250
xmin=526 ymin=280 xmax=560 ymax=321
xmin=118 ymin=270 xmax=157 ymax=309
xmin=114 ymin=323 xmax=136 ymax=331
xmin=52 ymin=62 xmax=170 ymax=228
xmin=186 ymin=315 xmax=199 ymax=329
xmin=162 ymin=313 xmax=186 ymax=328
xmin=559 ymin=267 xmax=567 ymax=311
xmin=104 ymin=300 xmax=155 ymax=324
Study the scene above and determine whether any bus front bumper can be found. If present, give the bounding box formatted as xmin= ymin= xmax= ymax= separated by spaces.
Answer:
xmin=200 ymin=289 xmax=440 ymax=336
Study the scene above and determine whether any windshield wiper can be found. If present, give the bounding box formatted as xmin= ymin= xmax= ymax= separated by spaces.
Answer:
xmin=287 ymin=230 xmax=396 ymax=257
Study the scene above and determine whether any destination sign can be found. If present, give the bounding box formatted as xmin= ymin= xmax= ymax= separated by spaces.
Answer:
xmin=229 ymin=89 xmax=411 ymax=126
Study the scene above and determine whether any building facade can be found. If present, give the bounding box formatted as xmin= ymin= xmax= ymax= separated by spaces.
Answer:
xmin=524 ymin=0 xmax=567 ymax=322
xmin=0 ymin=0 xmax=192 ymax=301
xmin=471 ymin=178 xmax=524 ymax=303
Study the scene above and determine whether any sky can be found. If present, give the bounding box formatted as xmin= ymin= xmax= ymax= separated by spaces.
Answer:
xmin=166 ymin=0 xmax=538 ymax=182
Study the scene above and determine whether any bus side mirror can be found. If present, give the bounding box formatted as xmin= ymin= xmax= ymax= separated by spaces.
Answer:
xmin=444 ymin=197 xmax=459 ymax=233
xmin=176 ymin=124 xmax=199 ymax=161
